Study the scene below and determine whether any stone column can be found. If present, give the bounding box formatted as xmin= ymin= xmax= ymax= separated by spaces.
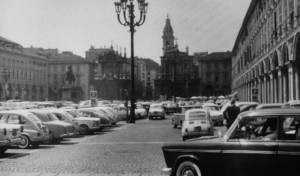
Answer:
xmin=273 ymin=72 xmax=278 ymax=103
xmin=295 ymin=65 xmax=300 ymax=100
xmin=259 ymin=78 xmax=262 ymax=103
xmin=288 ymin=62 xmax=295 ymax=100
xmin=278 ymin=69 xmax=282 ymax=103
xmin=264 ymin=76 xmax=268 ymax=103
xmin=283 ymin=70 xmax=287 ymax=103
xmin=269 ymin=73 xmax=274 ymax=103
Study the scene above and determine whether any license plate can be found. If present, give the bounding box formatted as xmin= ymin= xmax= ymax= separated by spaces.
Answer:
xmin=194 ymin=126 xmax=201 ymax=132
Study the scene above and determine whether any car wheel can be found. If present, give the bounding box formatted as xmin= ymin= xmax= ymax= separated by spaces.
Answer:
xmin=176 ymin=161 xmax=202 ymax=176
xmin=182 ymin=136 xmax=186 ymax=141
xmin=79 ymin=124 xmax=89 ymax=135
xmin=162 ymin=116 xmax=165 ymax=120
xmin=173 ymin=124 xmax=178 ymax=128
xmin=18 ymin=135 xmax=30 ymax=149
xmin=149 ymin=116 xmax=152 ymax=120
xmin=0 ymin=147 xmax=8 ymax=154
xmin=45 ymin=131 xmax=55 ymax=144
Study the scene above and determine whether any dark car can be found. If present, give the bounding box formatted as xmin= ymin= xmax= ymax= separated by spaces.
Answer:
xmin=162 ymin=108 xmax=300 ymax=176
xmin=164 ymin=102 xmax=181 ymax=115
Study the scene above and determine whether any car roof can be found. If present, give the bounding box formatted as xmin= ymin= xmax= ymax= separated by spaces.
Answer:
xmin=239 ymin=108 xmax=300 ymax=118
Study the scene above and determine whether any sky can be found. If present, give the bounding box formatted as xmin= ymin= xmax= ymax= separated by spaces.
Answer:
xmin=0 ymin=0 xmax=251 ymax=64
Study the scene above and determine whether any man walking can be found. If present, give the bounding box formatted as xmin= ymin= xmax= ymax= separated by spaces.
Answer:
xmin=223 ymin=98 xmax=240 ymax=129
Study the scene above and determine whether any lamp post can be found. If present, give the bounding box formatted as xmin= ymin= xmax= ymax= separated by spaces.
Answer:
xmin=2 ymin=68 xmax=11 ymax=101
xmin=114 ymin=0 xmax=148 ymax=124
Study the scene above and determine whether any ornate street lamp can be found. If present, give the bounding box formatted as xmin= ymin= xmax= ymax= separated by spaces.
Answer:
xmin=2 ymin=68 xmax=11 ymax=100
xmin=114 ymin=0 xmax=148 ymax=123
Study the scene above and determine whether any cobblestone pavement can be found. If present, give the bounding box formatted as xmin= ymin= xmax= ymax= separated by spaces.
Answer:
xmin=0 ymin=116 xmax=226 ymax=176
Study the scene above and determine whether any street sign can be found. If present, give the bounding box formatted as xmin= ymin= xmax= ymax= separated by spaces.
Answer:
xmin=90 ymin=91 xmax=98 ymax=107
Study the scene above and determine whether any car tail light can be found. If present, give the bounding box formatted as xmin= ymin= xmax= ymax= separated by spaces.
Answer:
xmin=3 ymin=128 xmax=7 ymax=136
xmin=20 ymin=126 xmax=24 ymax=133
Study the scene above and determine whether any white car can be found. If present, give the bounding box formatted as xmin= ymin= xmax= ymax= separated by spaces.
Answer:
xmin=0 ymin=124 xmax=23 ymax=153
xmin=149 ymin=104 xmax=165 ymax=120
xmin=62 ymin=109 xmax=102 ymax=135
xmin=181 ymin=109 xmax=214 ymax=141
xmin=202 ymin=103 xmax=224 ymax=126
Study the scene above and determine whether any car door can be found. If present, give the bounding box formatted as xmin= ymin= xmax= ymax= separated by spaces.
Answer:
xmin=277 ymin=115 xmax=300 ymax=175
xmin=221 ymin=116 xmax=279 ymax=176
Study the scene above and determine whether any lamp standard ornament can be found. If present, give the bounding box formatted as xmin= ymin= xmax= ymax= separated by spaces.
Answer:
xmin=114 ymin=0 xmax=148 ymax=124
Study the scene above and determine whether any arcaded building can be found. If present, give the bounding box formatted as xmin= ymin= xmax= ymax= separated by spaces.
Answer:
xmin=232 ymin=0 xmax=300 ymax=103
xmin=0 ymin=37 xmax=49 ymax=101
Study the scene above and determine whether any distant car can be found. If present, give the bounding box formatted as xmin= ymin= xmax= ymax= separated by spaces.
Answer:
xmin=148 ymin=104 xmax=165 ymax=120
xmin=285 ymin=100 xmax=300 ymax=108
xmin=0 ymin=110 xmax=49 ymax=148
xmin=164 ymin=102 xmax=180 ymax=115
xmin=47 ymin=109 xmax=80 ymax=133
xmin=62 ymin=109 xmax=102 ymax=135
xmin=172 ymin=105 xmax=202 ymax=128
xmin=181 ymin=109 xmax=214 ymax=141
xmin=162 ymin=108 xmax=300 ymax=176
xmin=0 ymin=123 xmax=23 ymax=154
xmin=28 ymin=109 xmax=76 ymax=143
xmin=202 ymin=103 xmax=223 ymax=126
xmin=77 ymin=109 xmax=111 ymax=129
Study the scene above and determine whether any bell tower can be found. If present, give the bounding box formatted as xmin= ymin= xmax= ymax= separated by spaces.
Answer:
xmin=162 ymin=14 xmax=175 ymax=55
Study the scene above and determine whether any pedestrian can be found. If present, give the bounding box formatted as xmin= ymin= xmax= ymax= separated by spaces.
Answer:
xmin=223 ymin=98 xmax=240 ymax=129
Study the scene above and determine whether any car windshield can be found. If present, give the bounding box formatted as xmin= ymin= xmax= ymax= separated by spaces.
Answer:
xmin=188 ymin=111 xmax=207 ymax=121
xmin=28 ymin=114 xmax=42 ymax=122
xmin=203 ymin=106 xmax=219 ymax=111
xmin=47 ymin=113 xmax=59 ymax=120
xmin=67 ymin=110 xmax=81 ymax=118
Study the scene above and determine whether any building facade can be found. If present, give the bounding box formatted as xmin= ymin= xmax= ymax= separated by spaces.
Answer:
xmin=155 ymin=16 xmax=200 ymax=100
xmin=86 ymin=46 xmax=143 ymax=100
xmin=0 ymin=37 xmax=49 ymax=101
xmin=232 ymin=0 xmax=300 ymax=103
xmin=195 ymin=52 xmax=232 ymax=96
xmin=46 ymin=50 xmax=94 ymax=101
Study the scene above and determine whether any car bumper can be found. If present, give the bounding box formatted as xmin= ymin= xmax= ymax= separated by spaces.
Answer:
xmin=0 ymin=137 xmax=22 ymax=146
xmin=162 ymin=167 xmax=172 ymax=175
xmin=183 ymin=131 xmax=214 ymax=137
xmin=60 ymin=133 xmax=75 ymax=138
xmin=32 ymin=134 xmax=50 ymax=142
xmin=149 ymin=114 xmax=164 ymax=117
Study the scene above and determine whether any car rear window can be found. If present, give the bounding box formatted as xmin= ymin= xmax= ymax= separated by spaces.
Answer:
xmin=188 ymin=111 xmax=207 ymax=121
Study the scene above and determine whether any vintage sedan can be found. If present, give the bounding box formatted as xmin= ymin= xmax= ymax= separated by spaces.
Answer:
xmin=149 ymin=103 xmax=165 ymax=120
xmin=29 ymin=109 xmax=75 ymax=143
xmin=181 ymin=109 xmax=214 ymax=141
xmin=0 ymin=110 xmax=49 ymax=148
xmin=48 ymin=109 xmax=80 ymax=133
xmin=0 ymin=123 xmax=23 ymax=154
xmin=172 ymin=105 xmax=202 ymax=128
xmin=202 ymin=103 xmax=223 ymax=126
xmin=77 ymin=109 xmax=111 ymax=129
xmin=162 ymin=108 xmax=300 ymax=176
xmin=62 ymin=109 xmax=102 ymax=135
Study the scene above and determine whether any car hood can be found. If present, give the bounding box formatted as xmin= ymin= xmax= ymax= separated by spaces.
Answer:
xmin=162 ymin=136 xmax=222 ymax=150
xmin=210 ymin=111 xmax=222 ymax=116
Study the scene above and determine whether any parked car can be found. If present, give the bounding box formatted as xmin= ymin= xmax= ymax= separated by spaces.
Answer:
xmin=285 ymin=100 xmax=300 ymax=108
xmin=240 ymin=103 xmax=259 ymax=112
xmin=172 ymin=105 xmax=202 ymax=128
xmin=28 ymin=109 xmax=76 ymax=143
xmin=0 ymin=123 xmax=23 ymax=154
xmin=255 ymin=103 xmax=285 ymax=110
xmin=77 ymin=109 xmax=111 ymax=129
xmin=162 ymin=108 xmax=300 ymax=176
xmin=47 ymin=109 xmax=80 ymax=133
xmin=115 ymin=105 xmax=128 ymax=121
xmin=148 ymin=103 xmax=165 ymax=120
xmin=85 ymin=107 xmax=117 ymax=125
xmin=164 ymin=102 xmax=181 ymax=115
xmin=181 ymin=109 xmax=214 ymax=141
xmin=0 ymin=110 xmax=49 ymax=148
xmin=202 ymin=103 xmax=223 ymax=126
xmin=62 ymin=109 xmax=102 ymax=135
